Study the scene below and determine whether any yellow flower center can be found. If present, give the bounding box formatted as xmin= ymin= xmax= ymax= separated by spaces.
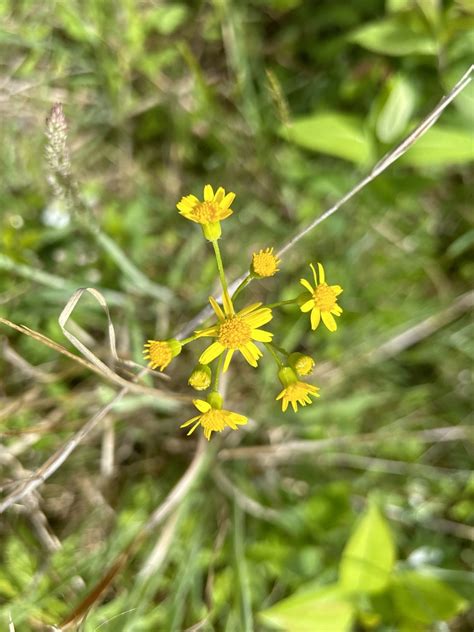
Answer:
xmin=252 ymin=250 xmax=279 ymax=277
xmin=294 ymin=356 xmax=315 ymax=376
xmin=146 ymin=341 xmax=173 ymax=368
xmin=192 ymin=201 xmax=221 ymax=223
xmin=218 ymin=316 xmax=252 ymax=349
xmin=313 ymin=283 xmax=337 ymax=311
xmin=200 ymin=410 xmax=226 ymax=433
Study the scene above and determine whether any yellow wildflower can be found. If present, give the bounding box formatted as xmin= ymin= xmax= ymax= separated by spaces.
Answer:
xmin=176 ymin=184 xmax=235 ymax=241
xmin=196 ymin=293 xmax=273 ymax=372
xmin=188 ymin=364 xmax=212 ymax=391
xmin=276 ymin=366 xmax=320 ymax=412
xmin=251 ymin=247 xmax=281 ymax=278
xmin=180 ymin=392 xmax=247 ymax=440
xmin=288 ymin=352 xmax=315 ymax=376
xmin=143 ymin=338 xmax=182 ymax=371
xmin=299 ymin=262 xmax=343 ymax=332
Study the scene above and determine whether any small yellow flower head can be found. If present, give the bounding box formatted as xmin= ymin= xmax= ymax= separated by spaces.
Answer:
xmin=251 ymin=247 xmax=281 ymax=278
xmin=276 ymin=366 xmax=320 ymax=413
xmin=188 ymin=364 xmax=212 ymax=391
xmin=176 ymin=184 xmax=235 ymax=241
xmin=299 ymin=262 xmax=343 ymax=332
xmin=180 ymin=391 xmax=248 ymax=440
xmin=288 ymin=352 xmax=315 ymax=376
xmin=195 ymin=293 xmax=273 ymax=372
xmin=143 ymin=338 xmax=182 ymax=371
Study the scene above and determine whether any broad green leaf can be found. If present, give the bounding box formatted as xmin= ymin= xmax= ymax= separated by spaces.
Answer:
xmin=376 ymin=74 xmax=416 ymax=143
xmin=401 ymin=125 xmax=474 ymax=167
xmin=349 ymin=18 xmax=437 ymax=56
xmin=259 ymin=583 xmax=354 ymax=632
xmin=285 ymin=112 xmax=373 ymax=165
xmin=339 ymin=503 xmax=395 ymax=594
xmin=391 ymin=571 xmax=468 ymax=624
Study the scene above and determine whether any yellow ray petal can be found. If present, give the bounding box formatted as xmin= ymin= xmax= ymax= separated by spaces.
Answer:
xmin=240 ymin=344 xmax=258 ymax=367
xmin=204 ymin=184 xmax=214 ymax=201
xmin=251 ymin=328 xmax=273 ymax=342
xmin=321 ymin=311 xmax=337 ymax=332
xmin=300 ymin=278 xmax=314 ymax=293
xmin=193 ymin=399 xmax=211 ymax=413
xmin=223 ymin=349 xmax=234 ymax=373
xmin=209 ymin=296 xmax=225 ymax=321
xmin=310 ymin=263 xmax=318 ymax=286
xmin=222 ymin=192 xmax=235 ymax=209
xmin=317 ymin=262 xmax=325 ymax=284
xmin=311 ymin=308 xmax=321 ymax=330
xmin=199 ymin=341 xmax=225 ymax=364
xmin=214 ymin=187 xmax=225 ymax=203
xmin=180 ymin=415 xmax=201 ymax=428
xmin=300 ymin=299 xmax=314 ymax=313
xmin=331 ymin=285 xmax=343 ymax=296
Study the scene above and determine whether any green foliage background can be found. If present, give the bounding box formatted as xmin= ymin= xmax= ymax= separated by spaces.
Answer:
xmin=0 ymin=0 xmax=473 ymax=630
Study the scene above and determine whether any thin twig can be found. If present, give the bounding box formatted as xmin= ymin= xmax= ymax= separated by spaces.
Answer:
xmin=218 ymin=426 xmax=471 ymax=462
xmin=214 ymin=467 xmax=281 ymax=523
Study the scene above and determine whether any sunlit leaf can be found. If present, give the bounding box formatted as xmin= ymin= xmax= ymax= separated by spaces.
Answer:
xmin=339 ymin=503 xmax=395 ymax=594
xmin=391 ymin=571 xmax=468 ymax=624
xmin=401 ymin=125 xmax=474 ymax=166
xmin=284 ymin=112 xmax=373 ymax=165
xmin=259 ymin=583 xmax=354 ymax=632
xmin=376 ymin=74 xmax=416 ymax=143
xmin=349 ymin=18 xmax=437 ymax=56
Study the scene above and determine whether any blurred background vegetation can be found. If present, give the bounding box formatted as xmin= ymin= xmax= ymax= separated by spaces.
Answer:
xmin=0 ymin=0 xmax=473 ymax=630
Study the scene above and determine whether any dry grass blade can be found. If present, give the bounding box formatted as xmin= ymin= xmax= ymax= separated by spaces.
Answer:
xmin=60 ymin=437 xmax=209 ymax=628
xmin=218 ymin=426 xmax=472 ymax=462
xmin=0 ymin=317 xmax=179 ymax=399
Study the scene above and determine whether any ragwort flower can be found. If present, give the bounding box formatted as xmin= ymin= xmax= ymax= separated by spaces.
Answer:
xmin=196 ymin=293 xmax=273 ymax=371
xmin=143 ymin=338 xmax=182 ymax=371
xmin=177 ymin=184 xmax=235 ymax=241
xmin=251 ymin=247 xmax=281 ymax=278
xmin=299 ymin=262 xmax=343 ymax=332
xmin=276 ymin=366 xmax=320 ymax=413
xmin=180 ymin=392 xmax=247 ymax=440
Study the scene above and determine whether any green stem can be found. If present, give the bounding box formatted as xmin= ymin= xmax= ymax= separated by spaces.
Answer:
xmin=212 ymin=354 xmax=225 ymax=391
xmin=211 ymin=240 xmax=233 ymax=314
xmin=231 ymin=274 xmax=251 ymax=302
xmin=180 ymin=334 xmax=198 ymax=346
xmin=264 ymin=343 xmax=284 ymax=368
xmin=266 ymin=297 xmax=299 ymax=309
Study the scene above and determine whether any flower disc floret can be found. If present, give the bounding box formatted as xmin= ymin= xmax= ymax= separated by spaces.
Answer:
xmin=299 ymin=262 xmax=343 ymax=332
xmin=143 ymin=339 xmax=182 ymax=371
xmin=251 ymin=247 xmax=280 ymax=278
xmin=196 ymin=295 xmax=273 ymax=371
xmin=289 ymin=352 xmax=315 ymax=376
xmin=218 ymin=316 xmax=252 ymax=348
xmin=180 ymin=396 xmax=247 ymax=440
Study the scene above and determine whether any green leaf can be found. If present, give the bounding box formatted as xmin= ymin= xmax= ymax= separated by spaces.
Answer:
xmin=349 ymin=18 xmax=437 ymax=56
xmin=391 ymin=571 xmax=468 ymax=624
xmin=401 ymin=125 xmax=474 ymax=166
xmin=339 ymin=503 xmax=395 ymax=594
xmin=285 ymin=112 xmax=373 ymax=165
xmin=259 ymin=584 xmax=354 ymax=632
xmin=376 ymin=74 xmax=416 ymax=143
xmin=147 ymin=4 xmax=189 ymax=35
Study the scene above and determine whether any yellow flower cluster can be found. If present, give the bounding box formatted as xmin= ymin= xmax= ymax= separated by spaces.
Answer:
xmin=143 ymin=185 xmax=344 ymax=439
